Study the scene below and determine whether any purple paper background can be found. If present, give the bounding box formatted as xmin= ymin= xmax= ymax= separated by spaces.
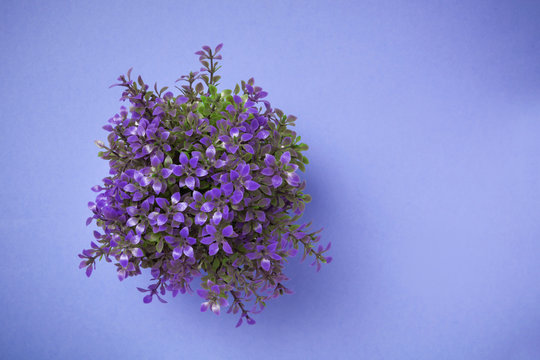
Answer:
xmin=1 ymin=1 xmax=540 ymax=359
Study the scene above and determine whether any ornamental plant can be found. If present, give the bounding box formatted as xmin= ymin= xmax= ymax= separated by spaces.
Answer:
xmin=79 ymin=44 xmax=331 ymax=326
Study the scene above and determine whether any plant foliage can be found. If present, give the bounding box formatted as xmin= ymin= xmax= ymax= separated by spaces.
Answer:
xmin=79 ymin=44 xmax=331 ymax=326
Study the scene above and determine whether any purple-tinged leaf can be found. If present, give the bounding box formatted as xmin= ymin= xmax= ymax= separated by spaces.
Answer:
xmin=261 ymin=258 xmax=271 ymax=271
xmin=261 ymin=167 xmax=274 ymax=176
xmin=200 ymin=302 xmax=210 ymax=312
xmin=171 ymin=192 xmax=181 ymax=205
xmin=236 ymin=318 xmax=243 ymax=327
xmin=206 ymin=145 xmax=216 ymax=159
xmin=205 ymin=224 xmax=217 ymax=235
xmin=171 ymin=164 xmax=183 ymax=176
xmin=157 ymin=214 xmax=168 ymax=226
xmin=193 ymin=190 xmax=203 ymax=202
xmin=150 ymin=155 xmax=161 ymax=167
xmin=189 ymin=156 xmax=199 ymax=168
xmin=85 ymin=265 xmax=93 ymax=277
xmin=179 ymin=152 xmax=188 ymax=166
xmin=222 ymin=241 xmax=233 ymax=254
xmin=230 ymin=170 xmax=239 ymax=181
xmin=117 ymin=269 xmax=127 ymax=281
xmin=180 ymin=226 xmax=189 ymax=238
xmin=209 ymin=243 xmax=219 ymax=255
xmin=123 ymin=184 xmax=137 ymax=192
xmin=161 ymin=168 xmax=173 ymax=178
xmin=219 ymin=298 xmax=229 ymax=307
xmin=201 ymin=202 xmax=215 ymax=212
xmin=152 ymin=106 xmax=164 ymax=116
xmin=176 ymin=96 xmax=188 ymax=105
xmin=185 ymin=176 xmax=196 ymax=190
xmin=132 ymin=248 xmax=144 ymax=257
xmin=195 ymin=212 xmax=208 ymax=225
xmin=152 ymin=180 xmax=163 ymax=194
xmin=201 ymin=236 xmax=214 ymax=245
xmin=230 ymin=190 xmax=243 ymax=204
xmin=244 ymin=144 xmax=254 ymax=154
xmin=264 ymin=154 xmax=276 ymax=167
xmin=143 ymin=294 xmax=153 ymax=303
xmin=280 ymin=151 xmax=291 ymax=165
xmin=172 ymin=247 xmax=182 ymax=260
xmin=132 ymin=191 xmax=144 ymax=201
xmin=126 ymin=217 xmax=139 ymax=227
xmin=184 ymin=245 xmax=194 ymax=258
xmin=286 ymin=172 xmax=301 ymax=186
xmin=175 ymin=202 xmax=188 ymax=212
xmin=119 ymin=253 xmax=129 ymax=268
xmin=212 ymin=211 xmax=223 ymax=225
xmin=244 ymin=180 xmax=260 ymax=191
xmin=221 ymin=182 xmax=234 ymax=196
xmin=230 ymin=127 xmax=240 ymax=138
xmin=225 ymin=144 xmax=239 ymax=154
xmin=222 ymin=225 xmax=234 ymax=237
xmin=257 ymin=130 xmax=269 ymax=139
xmin=246 ymin=252 xmax=261 ymax=260
xmin=196 ymin=168 xmax=208 ymax=177
xmin=173 ymin=212 xmax=184 ymax=223
xmin=126 ymin=206 xmax=138 ymax=216
xmin=271 ymin=175 xmax=283 ymax=188
xmin=155 ymin=197 xmax=169 ymax=210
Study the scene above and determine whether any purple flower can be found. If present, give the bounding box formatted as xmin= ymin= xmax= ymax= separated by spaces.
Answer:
xmin=197 ymin=280 xmax=229 ymax=315
xmin=200 ymin=224 xmax=238 ymax=255
xmin=246 ymin=242 xmax=282 ymax=271
xmin=261 ymin=151 xmax=300 ymax=188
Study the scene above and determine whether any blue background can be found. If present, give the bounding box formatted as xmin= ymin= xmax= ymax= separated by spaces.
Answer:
xmin=1 ymin=1 xmax=540 ymax=359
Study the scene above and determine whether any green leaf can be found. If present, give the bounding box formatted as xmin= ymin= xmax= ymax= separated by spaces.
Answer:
xmin=212 ymin=257 xmax=220 ymax=271
xmin=195 ymin=82 xmax=204 ymax=93
xmin=243 ymin=152 xmax=253 ymax=162
xmin=208 ymin=84 xmax=217 ymax=96
xmin=302 ymin=155 xmax=309 ymax=164
xmin=164 ymin=155 xmax=173 ymax=167
xmin=156 ymin=240 xmax=164 ymax=253
xmin=296 ymin=143 xmax=309 ymax=151
xmin=197 ymin=103 xmax=207 ymax=115
xmin=303 ymin=194 xmax=312 ymax=203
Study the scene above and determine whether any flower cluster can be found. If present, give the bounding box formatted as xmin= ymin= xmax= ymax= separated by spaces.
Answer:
xmin=79 ymin=44 xmax=331 ymax=326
